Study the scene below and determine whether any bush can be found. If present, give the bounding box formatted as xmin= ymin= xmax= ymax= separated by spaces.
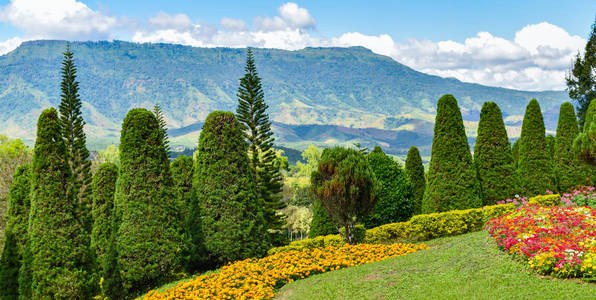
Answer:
xmin=574 ymin=100 xmax=595 ymax=165
xmin=405 ymin=146 xmax=425 ymax=215
xmin=528 ymin=194 xmax=560 ymax=206
xmin=339 ymin=224 xmax=366 ymax=244
xmin=555 ymin=102 xmax=590 ymax=192
xmin=308 ymin=199 xmax=337 ymax=238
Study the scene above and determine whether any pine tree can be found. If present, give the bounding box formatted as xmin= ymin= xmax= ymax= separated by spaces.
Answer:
xmin=308 ymin=199 xmax=337 ymax=238
xmin=29 ymin=108 xmax=93 ymax=298
xmin=0 ymin=165 xmax=30 ymax=299
xmin=473 ymin=102 xmax=519 ymax=205
xmin=91 ymin=162 xmax=118 ymax=286
xmin=405 ymin=146 xmax=425 ymax=215
xmin=566 ymin=19 xmax=596 ymax=128
xmin=153 ymin=102 xmax=171 ymax=156
xmin=518 ymin=99 xmax=555 ymax=195
xmin=194 ymin=111 xmax=267 ymax=266
xmin=422 ymin=95 xmax=480 ymax=213
xmin=236 ymin=49 xmax=285 ymax=246
xmin=114 ymin=108 xmax=184 ymax=295
xmin=58 ymin=44 xmax=92 ymax=233
xmin=574 ymin=100 xmax=596 ymax=166
xmin=362 ymin=146 xmax=413 ymax=228
xmin=171 ymin=156 xmax=204 ymax=273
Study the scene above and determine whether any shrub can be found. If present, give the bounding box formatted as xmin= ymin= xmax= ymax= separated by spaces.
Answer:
xmin=29 ymin=108 xmax=93 ymax=298
xmin=474 ymin=102 xmax=520 ymax=205
xmin=114 ymin=108 xmax=185 ymax=296
xmin=423 ymin=95 xmax=480 ymax=213
xmin=363 ymin=146 xmax=414 ymax=228
xmin=311 ymin=147 xmax=379 ymax=244
xmin=308 ymin=199 xmax=337 ymax=238
xmin=0 ymin=232 xmax=19 ymax=298
xmin=528 ymin=194 xmax=561 ymax=206
xmin=339 ymin=224 xmax=366 ymax=244
xmin=555 ymin=102 xmax=591 ymax=192
xmin=574 ymin=100 xmax=595 ymax=165
xmin=194 ymin=111 xmax=267 ymax=267
xmin=405 ymin=146 xmax=426 ymax=215
xmin=518 ymin=99 xmax=555 ymax=196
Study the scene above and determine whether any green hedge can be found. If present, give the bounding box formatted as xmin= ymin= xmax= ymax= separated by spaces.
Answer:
xmin=268 ymin=203 xmax=516 ymax=254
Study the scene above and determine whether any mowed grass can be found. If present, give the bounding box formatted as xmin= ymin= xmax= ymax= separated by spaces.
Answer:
xmin=275 ymin=231 xmax=595 ymax=300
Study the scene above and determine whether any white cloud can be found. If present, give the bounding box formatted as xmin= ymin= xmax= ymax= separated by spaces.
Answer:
xmin=220 ymin=18 xmax=246 ymax=31
xmin=148 ymin=12 xmax=192 ymax=31
xmin=278 ymin=2 xmax=315 ymax=29
xmin=0 ymin=36 xmax=23 ymax=54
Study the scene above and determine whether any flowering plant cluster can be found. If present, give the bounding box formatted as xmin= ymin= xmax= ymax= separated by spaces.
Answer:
xmin=497 ymin=194 xmax=528 ymax=206
xmin=486 ymin=205 xmax=595 ymax=281
xmin=144 ymin=242 xmax=427 ymax=299
xmin=560 ymin=186 xmax=596 ymax=208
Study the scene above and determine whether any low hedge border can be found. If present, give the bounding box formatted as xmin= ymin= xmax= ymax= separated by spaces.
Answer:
xmin=268 ymin=203 xmax=516 ymax=255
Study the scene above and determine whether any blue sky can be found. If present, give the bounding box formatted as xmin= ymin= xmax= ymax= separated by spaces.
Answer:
xmin=0 ymin=0 xmax=593 ymax=91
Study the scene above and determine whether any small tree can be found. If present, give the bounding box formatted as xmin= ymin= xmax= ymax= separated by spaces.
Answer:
xmin=311 ymin=147 xmax=379 ymax=244
xmin=473 ymin=102 xmax=519 ymax=205
xmin=574 ymin=100 xmax=596 ymax=165
xmin=153 ymin=103 xmax=171 ymax=156
xmin=308 ymin=199 xmax=336 ymax=238
xmin=0 ymin=231 xmax=19 ymax=298
xmin=362 ymin=146 xmax=413 ymax=228
xmin=566 ymin=19 xmax=596 ymax=128
xmin=512 ymin=139 xmax=520 ymax=169
xmin=194 ymin=111 xmax=267 ymax=266
xmin=518 ymin=99 xmax=555 ymax=195
xmin=405 ymin=146 xmax=425 ymax=215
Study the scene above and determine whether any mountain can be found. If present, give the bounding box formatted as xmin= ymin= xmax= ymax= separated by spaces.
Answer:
xmin=0 ymin=40 xmax=570 ymax=156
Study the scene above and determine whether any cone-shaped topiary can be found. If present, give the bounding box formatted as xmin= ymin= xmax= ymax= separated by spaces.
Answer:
xmin=554 ymin=102 xmax=590 ymax=191
xmin=518 ymin=99 xmax=555 ymax=195
xmin=405 ymin=146 xmax=425 ymax=215
xmin=28 ymin=108 xmax=93 ymax=298
xmin=362 ymin=146 xmax=413 ymax=228
xmin=171 ymin=156 xmax=205 ymax=273
xmin=114 ymin=108 xmax=184 ymax=296
xmin=473 ymin=102 xmax=520 ymax=205
xmin=0 ymin=165 xmax=30 ymax=299
xmin=308 ymin=199 xmax=337 ymax=238
xmin=91 ymin=162 xmax=117 ymax=286
xmin=422 ymin=95 xmax=480 ymax=213
xmin=194 ymin=111 xmax=267 ymax=267
xmin=574 ymin=100 xmax=595 ymax=165
xmin=512 ymin=139 xmax=520 ymax=169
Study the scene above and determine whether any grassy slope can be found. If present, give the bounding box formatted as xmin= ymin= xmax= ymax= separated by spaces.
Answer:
xmin=276 ymin=231 xmax=595 ymax=300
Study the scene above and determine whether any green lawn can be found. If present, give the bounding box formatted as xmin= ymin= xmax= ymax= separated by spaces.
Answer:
xmin=275 ymin=231 xmax=595 ymax=300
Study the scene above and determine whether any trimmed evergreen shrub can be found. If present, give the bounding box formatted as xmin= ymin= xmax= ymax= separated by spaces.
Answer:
xmin=574 ymin=100 xmax=595 ymax=165
xmin=473 ymin=102 xmax=519 ymax=205
xmin=518 ymin=99 xmax=555 ymax=195
xmin=512 ymin=139 xmax=520 ymax=168
xmin=0 ymin=165 xmax=30 ymax=299
xmin=555 ymin=102 xmax=589 ymax=191
xmin=422 ymin=95 xmax=480 ymax=213
xmin=91 ymin=162 xmax=117 ymax=286
xmin=405 ymin=146 xmax=425 ymax=215
xmin=29 ymin=108 xmax=93 ymax=298
xmin=170 ymin=156 xmax=204 ymax=273
xmin=311 ymin=147 xmax=379 ymax=244
xmin=363 ymin=146 xmax=413 ymax=228
xmin=308 ymin=199 xmax=337 ymax=238
xmin=194 ymin=111 xmax=267 ymax=267
xmin=546 ymin=135 xmax=556 ymax=161
xmin=114 ymin=108 xmax=184 ymax=296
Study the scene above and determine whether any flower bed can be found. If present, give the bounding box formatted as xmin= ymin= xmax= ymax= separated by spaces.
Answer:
xmin=143 ymin=242 xmax=427 ymax=299
xmin=486 ymin=205 xmax=595 ymax=281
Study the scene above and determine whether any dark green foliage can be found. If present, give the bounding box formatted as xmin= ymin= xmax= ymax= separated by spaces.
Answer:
xmin=0 ymin=165 xmax=30 ymax=299
xmin=473 ymin=102 xmax=519 ymax=205
xmin=554 ymin=102 xmax=589 ymax=191
xmin=29 ymin=108 xmax=92 ymax=298
xmin=17 ymin=241 xmax=32 ymax=300
xmin=91 ymin=162 xmax=117 ymax=287
xmin=518 ymin=99 xmax=555 ymax=195
xmin=362 ymin=146 xmax=414 ymax=228
xmin=310 ymin=147 xmax=379 ymax=244
xmin=308 ymin=199 xmax=337 ymax=238
xmin=574 ymin=100 xmax=596 ymax=165
xmin=58 ymin=44 xmax=93 ymax=233
xmin=0 ymin=231 xmax=19 ymax=299
xmin=566 ymin=19 xmax=596 ymax=129
xmin=170 ymin=156 xmax=204 ymax=273
xmin=236 ymin=49 xmax=286 ymax=247
xmin=512 ymin=139 xmax=520 ymax=168
xmin=422 ymin=95 xmax=481 ymax=213
xmin=153 ymin=102 xmax=171 ymax=156
xmin=114 ymin=108 xmax=184 ymax=296
xmin=100 ymin=221 xmax=122 ymax=300
xmin=545 ymin=135 xmax=558 ymax=191
xmin=194 ymin=111 xmax=267 ymax=266
xmin=405 ymin=146 xmax=425 ymax=215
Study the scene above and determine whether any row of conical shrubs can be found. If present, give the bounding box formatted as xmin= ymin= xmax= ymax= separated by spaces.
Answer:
xmin=423 ymin=95 xmax=594 ymax=212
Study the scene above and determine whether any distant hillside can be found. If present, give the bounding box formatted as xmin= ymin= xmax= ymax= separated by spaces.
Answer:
xmin=0 ymin=40 xmax=570 ymax=155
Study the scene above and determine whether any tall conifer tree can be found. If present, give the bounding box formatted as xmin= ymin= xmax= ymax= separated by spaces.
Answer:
xmin=473 ymin=102 xmax=519 ymax=205
xmin=405 ymin=146 xmax=425 ymax=215
xmin=518 ymin=99 xmax=554 ymax=195
xmin=29 ymin=108 xmax=93 ymax=298
xmin=574 ymin=100 xmax=596 ymax=165
xmin=422 ymin=95 xmax=480 ymax=213
xmin=58 ymin=44 xmax=92 ymax=232
xmin=153 ymin=102 xmax=171 ymax=156
xmin=555 ymin=102 xmax=590 ymax=191
xmin=236 ymin=49 xmax=285 ymax=246
xmin=566 ymin=19 xmax=596 ymax=128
